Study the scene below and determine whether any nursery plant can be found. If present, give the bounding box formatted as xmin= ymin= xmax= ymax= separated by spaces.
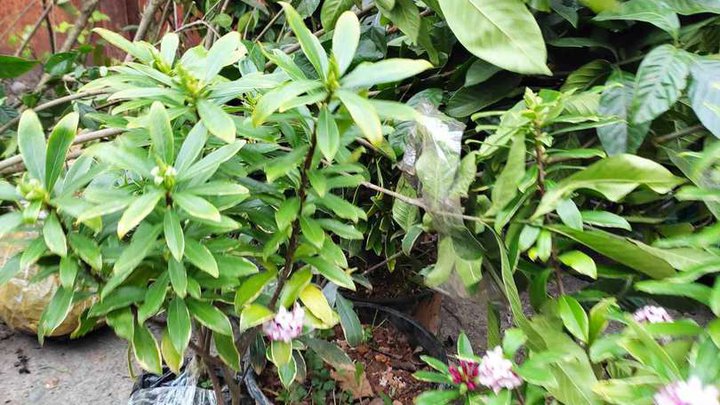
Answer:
xmin=1 ymin=0 xmax=720 ymax=403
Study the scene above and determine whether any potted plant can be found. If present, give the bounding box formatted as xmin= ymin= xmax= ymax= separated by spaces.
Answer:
xmin=0 ymin=4 xmax=433 ymax=403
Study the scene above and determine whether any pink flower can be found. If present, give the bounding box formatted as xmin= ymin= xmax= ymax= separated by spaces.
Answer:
xmin=633 ymin=305 xmax=673 ymax=324
xmin=449 ymin=359 xmax=481 ymax=390
xmin=262 ymin=305 xmax=305 ymax=342
xmin=477 ymin=346 xmax=522 ymax=394
xmin=654 ymin=376 xmax=720 ymax=405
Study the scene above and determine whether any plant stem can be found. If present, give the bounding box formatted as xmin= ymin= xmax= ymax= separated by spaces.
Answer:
xmin=197 ymin=326 xmax=225 ymax=404
xmin=14 ymin=2 xmax=53 ymax=57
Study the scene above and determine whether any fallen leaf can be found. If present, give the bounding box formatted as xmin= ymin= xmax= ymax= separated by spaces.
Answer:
xmin=330 ymin=364 xmax=373 ymax=399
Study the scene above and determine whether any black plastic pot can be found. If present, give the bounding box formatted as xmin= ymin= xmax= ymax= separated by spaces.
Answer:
xmin=343 ymin=288 xmax=434 ymax=313
xmin=244 ymin=299 xmax=447 ymax=403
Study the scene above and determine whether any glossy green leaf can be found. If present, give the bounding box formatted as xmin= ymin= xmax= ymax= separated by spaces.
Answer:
xmin=187 ymin=299 xmax=233 ymax=336
xmin=317 ymin=107 xmax=340 ymax=161
xmin=688 ymin=58 xmax=720 ymax=137
xmin=598 ymin=71 xmax=650 ymax=155
xmin=336 ymin=294 xmax=362 ymax=347
xmin=117 ymin=190 xmax=163 ymax=238
xmin=133 ymin=322 xmax=163 ymax=375
xmin=174 ymin=192 xmax=221 ymax=222
xmin=38 ymin=286 xmax=74 ymax=342
xmin=440 ymin=0 xmax=550 ymax=75
xmin=595 ymin=0 xmax=680 ymax=38
xmin=559 ymin=250 xmax=597 ymax=278
xmin=299 ymin=284 xmax=334 ymax=325
xmin=197 ymin=99 xmax=236 ymax=143
xmin=235 ymin=271 xmax=274 ymax=311
xmin=45 ymin=112 xmax=79 ymax=191
xmin=205 ymin=31 xmax=242 ymax=81
xmin=331 ymin=11 xmax=360 ymax=75
xmin=163 ymin=209 xmax=184 ymax=261
xmin=580 ymin=211 xmax=632 ymax=231
xmin=631 ymin=45 xmax=691 ymax=124
xmin=300 ymin=216 xmax=325 ymax=249
xmin=214 ymin=332 xmax=241 ymax=371
xmin=159 ymin=33 xmax=179 ymax=66
xmin=534 ymin=154 xmax=683 ymax=217
xmin=161 ymin=329 xmax=183 ymax=374
xmin=167 ymin=298 xmax=191 ymax=355
xmin=0 ymin=55 xmax=38 ymax=78
xmin=184 ymin=237 xmax=219 ymax=278
xmin=280 ymin=2 xmax=329 ymax=77
xmin=252 ymin=80 xmax=323 ymax=127
xmin=18 ymin=110 xmax=47 ymax=182
xmin=239 ymin=303 xmax=275 ymax=331
xmin=320 ymin=0 xmax=354 ymax=30
xmin=557 ymin=199 xmax=583 ymax=230
xmin=148 ymin=102 xmax=174 ymax=163
xmin=335 ymin=89 xmax=382 ymax=145
xmin=137 ymin=274 xmax=169 ymax=323
xmin=271 ymin=340 xmax=293 ymax=366
xmin=341 ymin=59 xmax=432 ymax=89
xmin=303 ymin=256 xmax=355 ymax=290
xmin=43 ymin=212 xmax=67 ymax=257
xmin=59 ymin=256 xmax=79 ymax=288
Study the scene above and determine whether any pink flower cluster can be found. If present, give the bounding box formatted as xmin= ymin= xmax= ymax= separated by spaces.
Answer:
xmin=633 ymin=305 xmax=673 ymax=324
xmin=262 ymin=305 xmax=304 ymax=342
xmin=654 ymin=376 xmax=720 ymax=405
xmin=477 ymin=346 xmax=523 ymax=394
xmin=449 ymin=360 xmax=480 ymax=390
xmin=449 ymin=347 xmax=523 ymax=394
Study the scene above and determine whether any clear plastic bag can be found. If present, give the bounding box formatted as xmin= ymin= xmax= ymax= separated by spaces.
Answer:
xmin=128 ymin=359 xmax=219 ymax=405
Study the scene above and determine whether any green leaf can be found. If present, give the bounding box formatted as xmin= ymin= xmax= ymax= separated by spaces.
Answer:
xmin=161 ymin=329 xmax=183 ymax=374
xmin=133 ymin=322 xmax=163 ymax=375
xmin=594 ymin=0 xmax=680 ymax=38
xmin=414 ymin=390 xmax=461 ymax=405
xmin=561 ymin=59 xmax=612 ymax=93
xmin=187 ymin=299 xmax=233 ymax=336
xmin=117 ymin=190 xmax=163 ymax=238
xmin=93 ymin=28 xmax=151 ymax=63
xmin=331 ymin=11 xmax=360 ymax=75
xmin=197 ymin=99 xmax=236 ymax=143
xmin=38 ymin=286 xmax=74 ymax=342
xmin=252 ymin=80 xmax=324 ymax=127
xmin=168 ymin=258 xmax=187 ymax=298
xmin=304 ymin=256 xmax=355 ymax=290
xmin=235 ymin=271 xmax=274 ymax=310
xmin=489 ymin=131 xmax=526 ymax=214
xmin=18 ymin=110 xmax=47 ymax=182
xmin=664 ymin=0 xmax=720 ymax=14
xmin=377 ymin=0 xmax=421 ymax=42
xmin=317 ymin=107 xmax=340 ymax=161
xmin=205 ymin=31 xmax=242 ymax=82
xmin=300 ymin=216 xmax=325 ymax=249
xmin=276 ymin=197 xmax=300 ymax=231
xmin=214 ymin=332 xmax=241 ymax=371
xmin=137 ymin=274 xmax=169 ymax=323
xmin=580 ymin=211 xmax=631 ymax=231
xmin=181 ymin=140 xmax=245 ymax=181
xmin=457 ymin=332 xmax=474 ymax=357
xmin=341 ymin=59 xmax=432 ymax=89
xmin=174 ymin=192 xmax=220 ymax=222
xmin=163 ymin=209 xmax=184 ymax=261
xmin=439 ymin=0 xmax=550 ymax=75
xmin=402 ymin=224 xmax=423 ymax=255
xmin=67 ymin=233 xmax=102 ymax=271
xmin=184 ymin=238 xmax=219 ymax=277
xmin=175 ymin=122 xmax=208 ymax=173
xmin=631 ymin=45 xmax=691 ymax=124
xmin=465 ymin=59 xmax=502 ymax=87
xmin=534 ymin=154 xmax=683 ymax=217
xmin=548 ymin=225 xmax=675 ymax=279
xmin=106 ymin=308 xmax=135 ymax=341
xmin=89 ymin=287 xmax=145 ymax=318
xmin=271 ymin=340 xmax=293 ymax=366
xmin=45 ymin=112 xmax=79 ymax=191
xmin=239 ymin=303 xmax=275 ymax=331
xmin=335 ymin=89 xmax=382 ymax=145
xmin=59 ymin=256 xmax=79 ymax=288
xmin=167 ymin=298 xmax=191 ymax=355
xmin=558 ymin=295 xmax=589 ymax=343
xmin=558 ymin=250 xmax=597 ymax=279
xmin=148 ymin=102 xmax=174 ymax=163
xmin=635 ymin=280 xmax=712 ymax=305
xmin=320 ymin=0 xmax=354 ymax=30
xmin=280 ymin=2 xmax=329 ymax=78
xmin=159 ymin=33 xmax=179 ymax=66
xmin=0 ymin=55 xmax=38 ymax=78
xmin=316 ymin=218 xmax=363 ymax=240
xmin=279 ymin=268 xmax=313 ymax=308
xmin=303 ymin=337 xmax=353 ymax=368
xmin=588 ymin=298 xmax=617 ymax=343
xmin=557 ymin=199 xmax=583 ymax=230
xmin=278 ymin=355 xmax=298 ymax=388
xmin=688 ymin=58 xmax=720 ymax=137
xmin=300 ymin=284 xmax=335 ymax=325
xmin=43 ymin=212 xmax=67 ymax=257
xmin=598 ymin=71 xmax=650 ymax=155
xmin=336 ymin=294 xmax=362 ymax=346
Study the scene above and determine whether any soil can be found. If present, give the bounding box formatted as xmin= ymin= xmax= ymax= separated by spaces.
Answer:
xmin=349 ymin=266 xmax=427 ymax=302
xmin=259 ymin=322 xmax=433 ymax=404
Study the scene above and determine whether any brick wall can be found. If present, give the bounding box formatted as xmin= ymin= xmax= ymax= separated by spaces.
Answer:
xmin=0 ymin=0 xmax=145 ymax=57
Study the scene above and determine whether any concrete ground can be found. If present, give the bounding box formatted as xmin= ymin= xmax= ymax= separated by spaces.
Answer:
xmin=0 ymin=322 xmax=133 ymax=404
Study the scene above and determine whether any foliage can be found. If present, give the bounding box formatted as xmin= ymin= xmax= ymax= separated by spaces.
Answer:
xmin=1 ymin=0 xmax=720 ymax=403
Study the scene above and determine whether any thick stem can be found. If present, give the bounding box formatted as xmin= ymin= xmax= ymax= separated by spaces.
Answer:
xmin=197 ymin=327 xmax=225 ymax=404
xmin=222 ymin=364 xmax=242 ymax=405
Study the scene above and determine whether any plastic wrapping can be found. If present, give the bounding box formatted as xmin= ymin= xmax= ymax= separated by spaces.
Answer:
xmin=128 ymin=359 xmax=220 ymax=405
xmin=0 ymin=231 xmax=91 ymax=336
